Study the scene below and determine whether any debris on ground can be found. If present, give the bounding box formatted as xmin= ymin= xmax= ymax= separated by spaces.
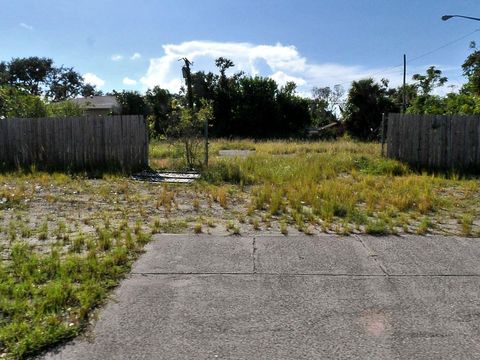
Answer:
xmin=132 ymin=169 xmax=200 ymax=183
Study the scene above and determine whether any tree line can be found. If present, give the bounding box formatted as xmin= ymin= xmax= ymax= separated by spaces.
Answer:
xmin=2 ymin=41 xmax=480 ymax=140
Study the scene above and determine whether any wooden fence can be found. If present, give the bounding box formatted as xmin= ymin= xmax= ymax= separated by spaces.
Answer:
xmin=0 ymin=115 xmax=148 ymax=171
xmin=386 ymin=113 xmax=480 ymax=171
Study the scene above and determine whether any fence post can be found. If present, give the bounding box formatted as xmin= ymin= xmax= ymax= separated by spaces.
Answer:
xmin=381 ymin=113 xmax=386 ymax=157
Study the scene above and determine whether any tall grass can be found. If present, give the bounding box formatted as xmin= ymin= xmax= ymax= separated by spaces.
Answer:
xmin=196 ymin=139 xmax=476 ymax=234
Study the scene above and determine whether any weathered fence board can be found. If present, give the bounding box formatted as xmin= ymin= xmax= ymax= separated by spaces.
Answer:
xmin=0 ymin=115 xmax=148 ymax=171
xmin=387 ymin=113 xmax=480 ymax=171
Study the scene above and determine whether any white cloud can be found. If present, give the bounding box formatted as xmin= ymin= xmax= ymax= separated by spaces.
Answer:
xmin=122 ymin=77 xmax=137 ymax=86
xmin=111 ymin=54 xmax=123 ymax=61
xmin=130 ymin=53 xmax=141 ymax=60
xmin=19 ymin=22 xmax=33 ymax=30
xmin=270 ymin=71 xmax=306 ymax=87
xmin=83 ymin=73 xmax=105 ymax=88
xmin=139 ymin=40 xmax=462 ymax=95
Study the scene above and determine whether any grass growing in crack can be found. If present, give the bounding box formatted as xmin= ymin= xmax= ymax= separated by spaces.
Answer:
xmin=153 ymin=220 xmax=188 ymax=234
xmin=225 ymin=220 xmax=240 ymax=234
xmin=416 ymin=217 xmax=432 ymax=235
xmin=251 ymin=218 xmax=260 ymax=231
xmin=280 ymin=220 xmax=288 ymax=235
xmin=193 ymin=223 xmax=202 ymax=234
xmin=459 ymin=213 xmax=474 ymax=237
xmin=365 ymin=219 xmax=389 ymax=235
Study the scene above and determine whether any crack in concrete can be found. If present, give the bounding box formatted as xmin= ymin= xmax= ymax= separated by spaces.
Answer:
xmin=252 ymin=236 xmax=257 ymax=274
xmin=353 ymin=234 xmax=389 ymax=276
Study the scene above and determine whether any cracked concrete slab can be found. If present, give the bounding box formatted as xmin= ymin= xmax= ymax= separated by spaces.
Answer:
xmin=42 ymin=235 xmax=480 ymax=360
xmin=362 ymin=235 xmax=480 ymax=275
xmin=44 ymin=274 xmax=480 ymax=360
xmin=254 ymin=235 xmax=383 ymax=275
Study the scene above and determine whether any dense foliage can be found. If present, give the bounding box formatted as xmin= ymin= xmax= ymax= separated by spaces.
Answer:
xmin=0 ymin=57 xmax=101 ymax=101
xmin=3 ymin=44 xmax=480 ymax=139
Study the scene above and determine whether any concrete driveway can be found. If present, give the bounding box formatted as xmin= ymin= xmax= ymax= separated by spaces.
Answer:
xmin=44 ymin=234 xmax=480 ymax=360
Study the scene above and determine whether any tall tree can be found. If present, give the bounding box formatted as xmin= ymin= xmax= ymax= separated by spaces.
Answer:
xmin=344 ymin=78 xmax=395 ymax=140
xmin=234 ymin=76 xmax=278 ymax=137
xmin=276 ymin=82 xmax=311 ymax=137
xmin=113 ymin=90 xmax=148 ymax=116
xmin=47 ymin=66 xmax=84 ymax=101
xmin=408 ymin=66 xmax=447 ymax=114
xmin=412 ymin=66 xmax=447 ymax=96
xmin=215 ymin=57 xmax=235 ymax=80
xmin=145 ymin=86 xmax=173 ymax=135
xmin=462 ymin=41 xmax=480 ymax=95
xmin=310 ymin=85 xmax=344 ymax=126
xmin=81 ymin=84 xmax=103 ymax=97
xmin=6 ymin=57 xmax=54 ymax=96
xmin=0 ymin=57 xmax=91 ymax=101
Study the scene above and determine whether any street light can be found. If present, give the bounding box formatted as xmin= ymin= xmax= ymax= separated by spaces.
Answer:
xmin=442 ymin=14 xmax=480 ymax=22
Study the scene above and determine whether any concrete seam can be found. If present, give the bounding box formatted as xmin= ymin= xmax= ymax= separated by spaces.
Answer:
xmin=252 ymin=236 xmax=257 ymax=274
xmin=353 ymin=234 xmax=389 ymax=276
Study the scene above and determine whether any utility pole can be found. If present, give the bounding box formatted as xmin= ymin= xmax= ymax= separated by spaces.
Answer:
xmin=180 ymin=58 xmax=194 ymax=111
xmin=402 ymin=54 xmax=407 ymax=113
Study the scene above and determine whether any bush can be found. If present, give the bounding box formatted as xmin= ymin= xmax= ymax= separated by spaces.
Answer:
xmin=46 ymin=101 xmax=84 ymax=117
xmin=0 ymin=86 xmax=47 ymax=118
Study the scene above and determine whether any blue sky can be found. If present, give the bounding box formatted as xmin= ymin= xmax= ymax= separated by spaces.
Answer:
xmin=2 ymin=0 xmax=480 ymax=96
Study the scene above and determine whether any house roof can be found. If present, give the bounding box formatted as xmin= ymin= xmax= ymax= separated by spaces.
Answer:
xmin=70 ymin=95 xmax=120 ymax=110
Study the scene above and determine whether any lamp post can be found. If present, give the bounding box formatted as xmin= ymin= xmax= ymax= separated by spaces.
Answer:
xmin=442 ymin=14 xmax=480 ymax=22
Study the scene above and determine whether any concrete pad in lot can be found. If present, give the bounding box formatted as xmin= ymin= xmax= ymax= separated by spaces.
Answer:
xmin=362 ymin=235 xmax=480 ymax=275
xmin=254 ymin=235 xmax=383 ymax=275
xmin=45 ymin=274 xmax=480 ymax=360
xmin=43 ymin=235 xmax=480 ymax=360
xmin=132 ymin=234 xmax=253 ymax=274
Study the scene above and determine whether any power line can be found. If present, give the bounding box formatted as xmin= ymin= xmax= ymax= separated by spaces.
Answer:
xmin=408 ymin=27 xmax=480 ymax=63
xmin=331 ymin=27 xmax=480 ymax=87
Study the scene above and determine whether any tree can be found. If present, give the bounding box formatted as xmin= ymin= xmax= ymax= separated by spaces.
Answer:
xmin=0 ymin=62 xmax=8 ymax=85
xmin=412 ymin=66 xmax=447 ymax=96
xmin=408 ymin=66 xmax=448 ymax=114
xmin=276 ymin=82 xmax=311 ymax=137
xmin=6 ymin=57 xmax=54 ymax=96
xmin=215 ymin=57 xmax=235 ymax=80
xmin=0 ymin=57 xmax=93 ymax=101
xmin=113 ymin=90 xmax=148 ymax=116
xmin=46 ymin=100 xmax=84 ymax=117
xmin=0 ymin=86 xmax=47 ymax=118
xmin=310 ymin=85 xmax=344 ymax=127
xmin=81 ymin=84 xmax=103 ymax=97
xmin=191 ymin=71 xmax=216 ymax=101
xmin=385 ymin=83 xmax=417 ymax=111
xmin=343 ymin=78 xmax=395 ymax=140
xmin=462 ymin=41 xmax=480 ymax=95
xmin=234 ymin=76 xmax=278 ymax=137
xmin=47 ymin=66 xmax=84 ymax=101
xmin=443 ymin=92 xmax=480 ymax=114
xmin=145 ymin=86 xmax=173 ymax=136
xmin=211 ymin=58 xmax=242 ymax=137
xmin=166 ymin=99 xmax=213 ymax=169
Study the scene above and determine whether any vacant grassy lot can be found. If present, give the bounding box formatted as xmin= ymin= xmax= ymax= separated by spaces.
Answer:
xmin=0 ymin=139 xmax=479 ymax=358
